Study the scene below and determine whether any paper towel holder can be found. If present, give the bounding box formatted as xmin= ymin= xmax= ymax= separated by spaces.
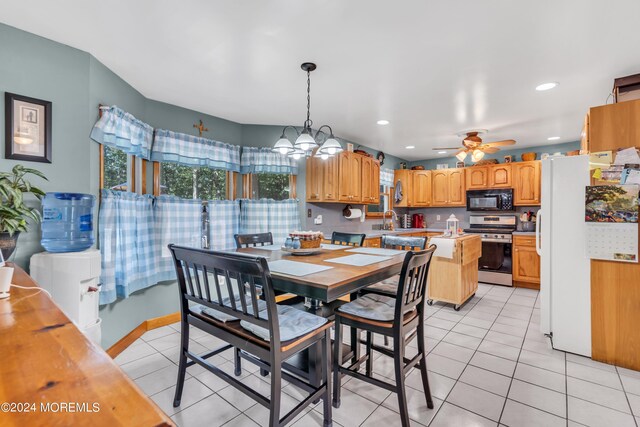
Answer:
xmin=342 ymin=204 xmax=352 ymax=217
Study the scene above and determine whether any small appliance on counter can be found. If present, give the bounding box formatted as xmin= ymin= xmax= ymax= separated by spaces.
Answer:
xmin=519 ymin=211 xmax=537 ymax=232
xmin=412 ymin=213 xmax=425 ymax=228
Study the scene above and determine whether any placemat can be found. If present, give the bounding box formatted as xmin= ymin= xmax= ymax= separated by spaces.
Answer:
xmin=249 ymin=244 xmax=283 ymax=251
xmin=268 ymin=259 xmax=333 ymax=277
xmin=346 ymin=247 xmax=406 ymax=256
xmin=325 ymin=254 xmax=392 ymax=267
xmin=321 ymin=244 xmax=349 ymax=250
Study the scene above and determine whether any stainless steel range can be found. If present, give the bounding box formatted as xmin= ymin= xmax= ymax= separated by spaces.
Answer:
xmin=464 ymin=214 xmax=516 ymax=286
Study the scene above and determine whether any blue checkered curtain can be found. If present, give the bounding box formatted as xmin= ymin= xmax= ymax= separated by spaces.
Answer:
xmin=208 ymin=200 xmax=241 ymax=251
xmin=240 ymin=147 xmax=298 ymax=175
xmin=99 ymin=190 xmax=157 ymax=305
xmin=154 ymin=196 xmax=203 ymax=282
xmin=380 ymin=168 xmax=394 ymax=187
xmin=151 ymin=129 xmax=241 ymax=172
xmin=90 ymin=106 xmax=154 ymax=159
xmin=240 ymin=199 xmax=301 ymax=245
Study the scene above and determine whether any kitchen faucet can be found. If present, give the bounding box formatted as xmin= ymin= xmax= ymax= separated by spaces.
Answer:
xmin=382 ymin=210 xmax=398 ymax=231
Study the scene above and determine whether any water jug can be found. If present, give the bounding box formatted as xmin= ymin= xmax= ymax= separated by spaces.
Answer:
xmin=41 ymin=193 xmax=95 ymax=253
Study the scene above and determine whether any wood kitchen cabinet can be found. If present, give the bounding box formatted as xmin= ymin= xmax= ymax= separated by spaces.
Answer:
xmin=466 ymin=166 xmax=488 ymax=190
xmin=360 ymin=156 xmax=380 ymax=204
xmin=512 ymin=235 xmax=540 ymax=289
xmin=513 ymin=161 xmax=541 ymax=206
xmin=393 ymin=169 xmax=413 ymax=207
xmin=412 ymin=170 xmax=431 ymax=206
xmin=323 ymin=155 xmax=339 ymax=201
xmin=432 ymin=168 xmax=465 ymax=207
xmin=489 ymin=164 xmax=512 ymax=188
xmin=306 ymin=155 xmax=324 ymax=202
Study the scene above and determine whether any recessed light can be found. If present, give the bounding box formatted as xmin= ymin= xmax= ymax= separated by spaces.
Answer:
xmin=438 ymin=151 xmax=447 ymax=154
xmin=536 ymin=82 xmax=558 ymax=91
xmin=377 ymin=120 xmax=389 ymax=125
xmin=405 ymin=145 xmax=415 ymax=150
xmin=547 ymin=136 xmax=560 ymax=141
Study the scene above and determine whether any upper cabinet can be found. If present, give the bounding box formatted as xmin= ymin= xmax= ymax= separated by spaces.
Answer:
xmin=393 ymin=169 xmax=413 ymax=207
xmin=412 ymin=170 xmax=432 ymax=206
xmin=307 ymin=151 xmax=379 ymax=204
xmin=431 ymin=168 xmax=465 ymax=207
xmin=513 ymin=161 xmax=541 ymax=206
xmin=465 ymin=164 xmax=512 ymax=190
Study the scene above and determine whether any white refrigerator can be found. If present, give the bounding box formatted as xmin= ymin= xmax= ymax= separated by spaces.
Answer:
xmin=538 ymin=155 xmax=592 ymax=357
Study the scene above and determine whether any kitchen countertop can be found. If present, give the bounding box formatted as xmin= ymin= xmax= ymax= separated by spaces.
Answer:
xmin=365 ymin=228 xmax=444 ymax=238
xmin=513 ymin=231 xmax=536 ymax=235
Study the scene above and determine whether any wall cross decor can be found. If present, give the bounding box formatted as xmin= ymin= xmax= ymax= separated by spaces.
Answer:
xmin=193 ymin=120 xmax=209 ymax=137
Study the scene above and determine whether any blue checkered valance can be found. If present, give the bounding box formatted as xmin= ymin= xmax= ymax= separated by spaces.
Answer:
xmin=99 ymin=190 xmax=157 ymax=304
xmin=240 ymin=147 xmax=298 ymax=175
xmin=151 ymin=129 xmax=241 ymax=172
xmin=380 ymin=168 xmax=394 ymax=187
xmin=240 ymin=199 xmax=301 ymax=245
xmin=90 ymin=106 xmax=154 ymax=159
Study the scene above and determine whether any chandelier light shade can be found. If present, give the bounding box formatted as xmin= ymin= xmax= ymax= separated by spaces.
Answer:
xmin=273 ymin=62 xmax=342 ymax=159
xmin=471 ymin=149 xmax=485 ymax=162
xmin=455 ymin=150 xmax=468 ymax=162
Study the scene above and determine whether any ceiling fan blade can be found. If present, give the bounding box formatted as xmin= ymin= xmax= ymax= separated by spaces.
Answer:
xmin=431 ymin=147 xmax=462 ymax=150
xmin=479 ymin=146 xmax=500 ymax=154
xmin=483 ymin=139 xmax=516 ymax=147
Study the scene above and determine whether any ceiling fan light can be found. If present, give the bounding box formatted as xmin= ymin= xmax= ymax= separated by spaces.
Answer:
xmin=456 ymin=151 xmax=468 ymax=162
xmin=272 ymin=137 xmax=294 ymax=155
xmin=318 ymin=137 xmax=343 ymax=156
xmin=471 ymin=149 xmax=485 ymax=162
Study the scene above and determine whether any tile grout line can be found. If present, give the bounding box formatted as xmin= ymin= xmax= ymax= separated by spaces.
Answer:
xmin=615 ymin=365 xmax=639 ymax=427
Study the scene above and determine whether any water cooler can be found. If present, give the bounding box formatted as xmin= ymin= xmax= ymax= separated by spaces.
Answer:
xmin=30 ymin=249 xmax=102 ymax=345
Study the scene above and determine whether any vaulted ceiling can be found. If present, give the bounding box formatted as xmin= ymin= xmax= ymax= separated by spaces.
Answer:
xmin=2 ymin=0 xmax=639 ymax=160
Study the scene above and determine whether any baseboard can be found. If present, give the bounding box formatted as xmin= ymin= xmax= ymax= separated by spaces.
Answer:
xmin=107 ymin=311 xmax=180 ymax=358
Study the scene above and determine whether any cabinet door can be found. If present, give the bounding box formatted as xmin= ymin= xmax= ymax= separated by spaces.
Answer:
xmin=412 ymin=170 xmax=432 ymax=206
xmin=393 ymin=170 xmax=411 ymax=207
xmin=513 ymin=245 xmax=541 ymax=285
xmin=489 ymin=164 xmax=512 ymax=188
xmin=465 ymin=166 xmax=488 ymax=190
xmin=338 ymin=152 xmax=352 ymax=202
xmin=323 ymin=155 xmax=339 ymax=201
xmin=448 ymin=169 xmax=466 ymax=206
xmin=513 ymin=161 xmax=541 ymax=206
xmin=431 ymin=170 xmax=449 ymax=206
xmin=371 ymin=160 xmax=380 ymax=204
xmin=350 ymin=153 xmax=362 ymax=203
xmin=361 ymin=156 xmax=373 ymax=204
xmin=305 ymin=156 xmax=323 ymax=202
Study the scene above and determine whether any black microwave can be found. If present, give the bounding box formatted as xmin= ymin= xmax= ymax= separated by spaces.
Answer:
xmin=466 ymin=189 xmax=514 ymax=211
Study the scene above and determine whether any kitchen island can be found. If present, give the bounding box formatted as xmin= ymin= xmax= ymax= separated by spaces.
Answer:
xmin=426 ymin=234 xmax=482 ymax=310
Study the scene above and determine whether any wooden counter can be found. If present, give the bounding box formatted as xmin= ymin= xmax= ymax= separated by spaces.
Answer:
xmin=426 ymin=234 xmax=482 ymax=310
xmin=0 ymin=264 xmax=173 ymax=427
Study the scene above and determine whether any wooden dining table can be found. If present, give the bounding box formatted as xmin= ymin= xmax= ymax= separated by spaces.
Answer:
xmin=234 ymin=245 xmax=408 ymax=383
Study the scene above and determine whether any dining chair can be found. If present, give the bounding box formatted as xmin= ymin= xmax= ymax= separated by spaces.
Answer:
xmin=168 ymin=244 xmax=333 ymax=427
xmin=234 ymin=232 xmax=274 ymax=248
xmin=332 ymin=246 xmax=436 ymax=427
xmin=363 ymin=235 xmax=428 ymax=297
xmin=331 ymin=231 xmax=366 ymax=247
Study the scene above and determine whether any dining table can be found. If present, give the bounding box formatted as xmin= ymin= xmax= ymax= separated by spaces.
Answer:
xmin=234 ymin=244 xmax=409 ymax=384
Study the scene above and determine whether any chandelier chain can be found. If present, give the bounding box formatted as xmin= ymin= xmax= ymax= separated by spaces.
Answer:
xmin=306 ymin=70 xmax=312 ymax=128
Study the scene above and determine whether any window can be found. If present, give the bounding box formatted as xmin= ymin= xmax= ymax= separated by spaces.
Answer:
xmin=157 ymin=163 xmax=228 ymax=200
xmin=244 ymin=173 xmax=296 ymax=200
xmin=101 ymin=145 xmax=134 ymax=191
xmin=365 ymin=184 xmax=393 ymax=218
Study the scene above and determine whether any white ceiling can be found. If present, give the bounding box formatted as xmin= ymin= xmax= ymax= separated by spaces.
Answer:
xmin=2 ymin=0 xmax=639 ymax=160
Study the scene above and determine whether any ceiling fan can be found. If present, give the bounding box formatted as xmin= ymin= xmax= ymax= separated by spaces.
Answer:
xmin=433 ymin=131 xmax=516 ymax=162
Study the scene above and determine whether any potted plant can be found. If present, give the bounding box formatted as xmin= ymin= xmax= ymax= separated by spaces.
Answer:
xmin=0 ymin=165 xmax=47 ymax=260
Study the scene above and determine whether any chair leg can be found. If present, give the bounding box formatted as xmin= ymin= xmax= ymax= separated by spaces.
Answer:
xmin=417 ymin=321 xmax=434 ymax=409
xmin=173 ymin=319 xmax=189 ymax=408
xmin=234 ymin=347 xmax=242 ymax=376
xmin=332 ymin=316 xmax=343 ymax=408
xmin=365 ymin=331 xmax=373 ymax=376
xmin=393 ymin=332 xmax=411 ymax=427
xmin=384 ymin=336 xmax=389 ymax=346
xmin=269 ymin=359 xmax=282 ymax=427
xmin=322 ymin=329 xmax=333 ymax=427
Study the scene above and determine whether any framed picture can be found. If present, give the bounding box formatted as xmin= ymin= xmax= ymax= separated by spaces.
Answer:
xmin=456 ymin=161 xmax=465 ymax=168
xmin=504 ymin=155 xmax=513 ymax=163
xmin=5 ymin=92 xmax=52 ymax=163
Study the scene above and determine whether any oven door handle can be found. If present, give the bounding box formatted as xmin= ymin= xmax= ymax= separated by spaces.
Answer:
xmin=481 ymin=238 xmax=512 ymax=243
xmin=535 ymin=209 xmax=542 ymax=256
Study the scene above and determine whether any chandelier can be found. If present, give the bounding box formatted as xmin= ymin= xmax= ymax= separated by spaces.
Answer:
xmin=272 ymin=62 xmax=343 ymax=160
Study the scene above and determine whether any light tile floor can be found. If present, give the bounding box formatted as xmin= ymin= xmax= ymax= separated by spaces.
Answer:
xmin=115 ymin=284 xmax=640 ymax=427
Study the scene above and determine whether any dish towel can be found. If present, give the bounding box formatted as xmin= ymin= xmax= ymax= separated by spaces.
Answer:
xmin=395 ymin=179 xmax=403 ymax=203
xmin=429 ymin=237 xmax=456 ymax=259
